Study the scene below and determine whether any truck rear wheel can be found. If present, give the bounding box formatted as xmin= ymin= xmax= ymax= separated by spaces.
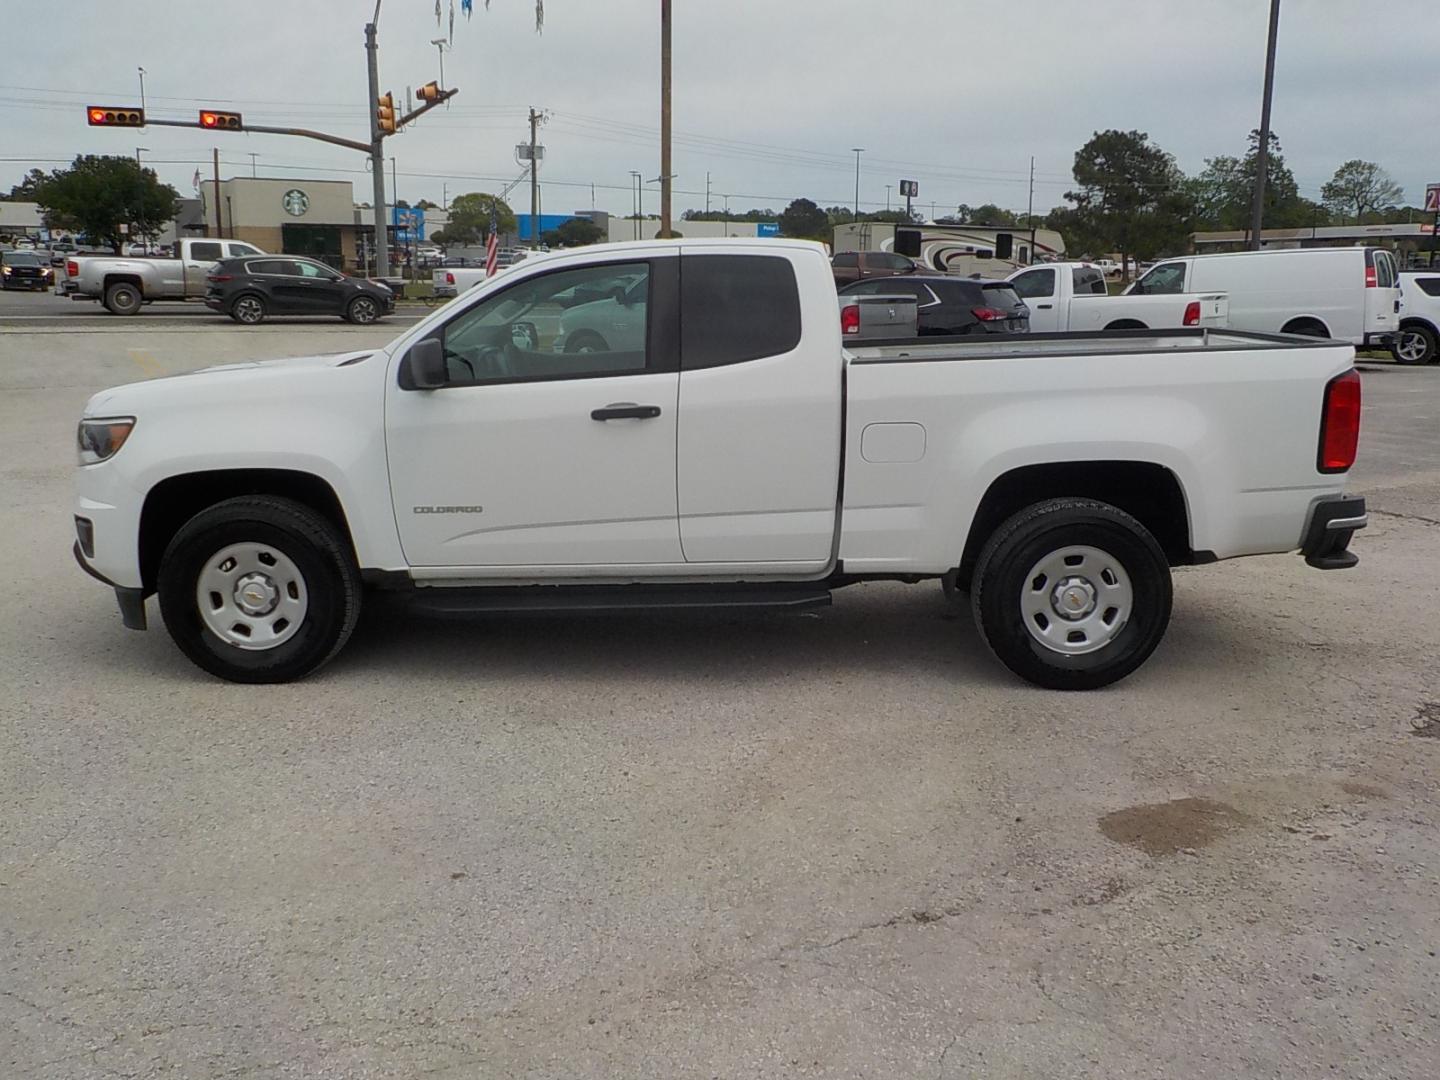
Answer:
xmin=157 ymin=496 xmax=361 ymax=684
xmin=104 ymin=281 xmax=142 ymax=315
xmin=971 ymin=498 xmax=1172 ymax=690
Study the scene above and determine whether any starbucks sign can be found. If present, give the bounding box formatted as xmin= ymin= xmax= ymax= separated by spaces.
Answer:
xmin=281 ymin=189 xmax=310 ymax=217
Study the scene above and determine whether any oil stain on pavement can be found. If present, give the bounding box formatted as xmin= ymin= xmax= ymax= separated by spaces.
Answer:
xmin=1099 ymin=797 xmax=1249 ymax=856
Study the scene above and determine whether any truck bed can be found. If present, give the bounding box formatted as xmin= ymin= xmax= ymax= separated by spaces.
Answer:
xmin=847 ymin=327 xmax=1323 ymax=361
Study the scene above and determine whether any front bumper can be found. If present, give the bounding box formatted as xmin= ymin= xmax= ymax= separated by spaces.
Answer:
xmin=1300 ymin=495 xmax=1366 ymax=569
xmin=73 ymin=542 xmax=148 ymax=629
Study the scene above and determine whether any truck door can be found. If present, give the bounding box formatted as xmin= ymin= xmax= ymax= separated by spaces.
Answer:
xmin=183 ymin=240 xmax=225 ymax=297
xmin=1009 ymin=266 xmax=1061 ymax=332
xmin=675 ymin=248 xmax=842 ymax=567
xmin=385 ymin=255 xmax=684 ymax=569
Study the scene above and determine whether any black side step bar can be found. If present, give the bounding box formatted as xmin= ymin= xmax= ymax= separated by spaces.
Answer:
xmin=405 ymin=583 xmax=833 ymax=616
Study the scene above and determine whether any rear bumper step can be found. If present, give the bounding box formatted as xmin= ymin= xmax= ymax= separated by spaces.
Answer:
xmin=1301 ymin=495 xmax=1366 ymax=570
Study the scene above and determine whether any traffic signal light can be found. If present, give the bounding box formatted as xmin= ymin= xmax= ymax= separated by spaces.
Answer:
xmin=199 ymin=110 xmax=243 ymax=131
xmin=376 ymin=92 xmax=396 ymax=135
xmin=417 ymin=82 xmax=442 ymax=103
xmin=86 ymin=106 xmax=145 ymax=127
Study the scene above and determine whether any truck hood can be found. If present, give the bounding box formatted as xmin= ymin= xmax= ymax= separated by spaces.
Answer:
xmin=83 ymin=350 xmax=377 ymax=416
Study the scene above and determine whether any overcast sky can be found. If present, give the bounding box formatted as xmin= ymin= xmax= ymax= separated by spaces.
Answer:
xmin=6 ymin=0 xmax=1439 ymax=220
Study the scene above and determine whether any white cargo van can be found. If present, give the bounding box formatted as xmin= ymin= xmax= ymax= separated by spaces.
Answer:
xmin=1125 ymin=247 xmax=1401 ymax=346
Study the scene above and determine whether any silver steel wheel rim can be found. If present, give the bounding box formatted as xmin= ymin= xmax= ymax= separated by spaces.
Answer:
xmin=236 ymin=298 xmax=262 ymax=322
xmin=351 ymin=299 xmax=376 ymax=323
xmin=196 ymin=542 xmax=308 ymax=651
xmin=1396 ymin=331 xmax=1427 ymax=362
xmin=1019 ymin=545 xmax=1133 ymax=656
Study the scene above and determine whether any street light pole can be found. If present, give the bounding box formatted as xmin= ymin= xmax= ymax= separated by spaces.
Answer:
xmin=1248 ymin=0 xmax=1282 ymax=251
xmin=886 ymin=184 xmax=892 ymax=212
xmin=137 ymin=67 xmax=146 ymax=114
xmin=430 ymin=38 xmax=447 ymax=89
xmin=366 ymin=9 xmax=390 ymax=278
xmin=852 ymin=147 xmax=865 ymax=224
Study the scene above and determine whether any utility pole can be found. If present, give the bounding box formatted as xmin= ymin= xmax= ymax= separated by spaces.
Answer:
xmin=1027 ymin=155 xmax=1036 ymax=265
xmin=365 ymin=6 xmax=390 ymax=277
xmin=212 ymin=147 xmax=222 ymax=240
xmin=528 ymin=106 xmax=542 ymax=249
xmin=249 ymin=152 xmax=258 ymax=178
xmin=886 ymin=184 xmax=892 ymax=212
xmin=705 ymin=171 xmax=711 ymax=215
xmin=1249 ymin=0 xmax=1282 ymax=251
xmin=659 ymin=0 xmax=673 ymax=238
xmin=631 ymin=170 xmax=643 ymax=239
xmin=137 ymin=68 xmax=146 ymax=114
xmin=852 ymin=147 xmax=865 ymax=224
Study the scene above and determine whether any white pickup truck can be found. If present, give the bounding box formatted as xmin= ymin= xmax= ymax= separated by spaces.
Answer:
xmin=1007 ymin=262 xmax=1228 ymax=332
xmin=59 ymin=237 xmax=266 ymax=314
xmin=73 ymin=239 xmax=1365 ymax=690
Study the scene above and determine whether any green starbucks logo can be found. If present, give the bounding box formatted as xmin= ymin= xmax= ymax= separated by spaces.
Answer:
xmin=281 ymin=189 xmax=310 ymax=217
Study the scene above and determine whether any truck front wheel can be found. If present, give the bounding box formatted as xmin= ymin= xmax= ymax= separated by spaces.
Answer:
xmin=157 ymin=496 xmax=362 ymax=684
xmin=104 ymin=281 xmax=142 ymax=315
xmin=971 ymin=498 xmax=1172 ymax=690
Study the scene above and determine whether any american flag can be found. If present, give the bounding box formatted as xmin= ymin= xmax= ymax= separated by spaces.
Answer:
xmin=485 ymin=204 xmax=499 ymax=277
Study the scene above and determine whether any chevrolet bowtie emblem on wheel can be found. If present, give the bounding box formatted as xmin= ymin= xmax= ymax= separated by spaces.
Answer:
xmin=413 ymin=505 xmax=484 ymax=514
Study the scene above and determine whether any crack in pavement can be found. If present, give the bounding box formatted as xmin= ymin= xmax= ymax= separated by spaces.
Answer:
xmin=1369 ymin=508 xmax=1440 ymax=528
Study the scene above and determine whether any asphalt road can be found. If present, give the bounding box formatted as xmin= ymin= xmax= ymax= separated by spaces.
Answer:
xmin=2 ymin=322 xmax=1438 ymax=1079
xmin=0 ymin=284 xmax=430 ymax=328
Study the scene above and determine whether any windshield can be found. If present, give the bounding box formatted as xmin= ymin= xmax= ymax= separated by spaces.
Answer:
xmin=2 ymin=252 xmax=42 ymax=266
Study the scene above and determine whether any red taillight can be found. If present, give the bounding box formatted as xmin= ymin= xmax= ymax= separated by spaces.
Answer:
xmin=1318 ymin=369 xmax=1361 ymax=473
xmin=1364 ymin=265 xmax=1377 ymax=288
xmin=445 ymin=271 xmax=455 ymax=284
xmin=971 ymin=307 xmax=1007 ymax=321
xmin=66 ymin=260 xmax=78 ymax=277
xmin=840 ymin=303 xmax=861 ymax=335
xmin=206 ymin=273 xmax=232 ymax=283
xmin=1183 ymin=300 xmax=1201 ymax=326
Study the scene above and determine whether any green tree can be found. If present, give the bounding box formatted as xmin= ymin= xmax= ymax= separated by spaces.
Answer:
xmin=947 ymin=203 xmax=1020 ymax=226
xmin=542 ymin=217 xmax=606 ymax=247
xmin=6 ymin=168 xmax=47 ymax=200
xmin=438 ymin=192 xmax=517 ymax=245
xmin=1189 ymin=131 xmax=1317 ymax=232
xmin=1060 ymin=130 xmax=1193 ymax=272
xmin=33 ymin=155 xmax=179 ymax=252
xmin=1321 ymin=160 xmax=1404 ymax=224
xmin=778 ymin=198 xmax=829 ymax=239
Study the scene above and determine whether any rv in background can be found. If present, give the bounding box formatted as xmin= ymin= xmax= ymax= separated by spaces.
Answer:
xmin=832 ymin=221 xmax=1066 ymax=278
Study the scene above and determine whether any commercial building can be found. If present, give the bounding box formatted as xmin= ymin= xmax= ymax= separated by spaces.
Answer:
xmin=199 ymin=178 xmax=362 ymax=268
xmin=0 ymin=201 xmax=46 ymax=239
xmin=1193 ymin=223 xmax=1439 ymax=266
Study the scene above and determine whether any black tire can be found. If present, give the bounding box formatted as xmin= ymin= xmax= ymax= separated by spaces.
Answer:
xmin=157 ymin=496 xmax=361 ymax=684
xmin=971 ymin=498 xmax=1172 ymax=691
xmin=346 ymin=295 xmax=381 ymax=324
xmin=1391 ymin=324 xmax=1437 ymax=365
xmin=564 ymin=330 xmax=609 ymax=354
xmin=231 ymin=293 xmax=266 ymax=325
xmin=103 ymin=281 xmax=142 ymax=315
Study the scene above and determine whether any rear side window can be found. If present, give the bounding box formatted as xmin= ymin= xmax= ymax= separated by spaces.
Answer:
xmin=1072 ymin=268 xmax=1108 ymax=295
xmin=681 ymin=255 xmax=801 ymax=369
xmin=1415 ymin=277 xmax=1440 ymax=298
xmin=246 ymin=260 xmax=288 ymax=275
xmin=1371 ymin=249 xmax=1396 ymax=288
xmin=189 ymin=242 xmax=222 ymax=261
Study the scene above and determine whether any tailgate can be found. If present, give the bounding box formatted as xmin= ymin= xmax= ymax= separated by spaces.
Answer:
xmin=844 ymin=294 xmax=919 ymax=340
xmin=1196 ymin=293 xmax=1228 ymax=327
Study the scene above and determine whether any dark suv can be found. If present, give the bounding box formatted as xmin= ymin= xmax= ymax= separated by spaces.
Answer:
xmin=831 ymin=250 xmax=920 ymax=285
xmin=839 ymin=275 xmax=1029 ymax=335
xmin=204 ymin=256 xmax=394 ymax=325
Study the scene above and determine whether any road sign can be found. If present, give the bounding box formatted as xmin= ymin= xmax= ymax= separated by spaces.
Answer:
xmin=899 ymin=179 xmax=919 ymax=198
xmin=756 ymin=222 xmax=779 ymax=237
xmin=1426 ymin=184 xmax=1440 ymax=214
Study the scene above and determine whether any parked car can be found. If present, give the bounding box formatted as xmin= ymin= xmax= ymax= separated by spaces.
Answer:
xmin=75 ymin=239 xmax=1365 ymax=692
xmin=1 ymin=250 xmax=54 ymax=290
xmin=1007 ymin=263 xmax=1228 ymax=332
xmin=13 ymin=236 xmax=38 ymax=251
xmin=840 ymin=275 xmax=1029 ymax=335
xmin=831 ymin=250 xmax=920 ymax=285
xmin=1125 ymin=247 xmax=1401 ymax=347
xmin=203 ymin=255 xmax=395 ymax=325
xmin=47 ymin=240 xmax=80 ymax=266
xmin=1393 ymin=270 xmax=1440 ymax=364
xmin=58 ymin=238 xmax=266 ymax=314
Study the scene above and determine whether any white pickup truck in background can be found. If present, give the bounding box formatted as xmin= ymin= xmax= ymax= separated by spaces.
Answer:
xmin=74 ymin=239 xmax=1364 ymax=691
xmin=58 ymin=237 xmax=267 ymax=315
xmin=1007 ymin=262 xmax=1228 ymax=332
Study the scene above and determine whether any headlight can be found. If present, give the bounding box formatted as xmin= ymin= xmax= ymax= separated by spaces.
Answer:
xmin=77 ymin=417 xmax=136 ymax=465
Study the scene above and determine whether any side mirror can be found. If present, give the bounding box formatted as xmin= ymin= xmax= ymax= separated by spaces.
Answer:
xmin=408 ymin=338 xmax=448 ymax=390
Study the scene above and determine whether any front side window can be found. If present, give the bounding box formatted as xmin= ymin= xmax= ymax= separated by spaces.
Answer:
xmin=189 ymin=242 xmax=222 ymax=262
xmin=432 ymin=261 xmax=652 ymax=386
xmin=1131 ymin=262 xmax=1186 ymax=295
xmin=681 ymin=254 xmax=800 ymax=369
xmin=1010 ymin=267 xmax=1055 ymax=299
xmin=832 ymin=252 xmax=859 ymax=268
